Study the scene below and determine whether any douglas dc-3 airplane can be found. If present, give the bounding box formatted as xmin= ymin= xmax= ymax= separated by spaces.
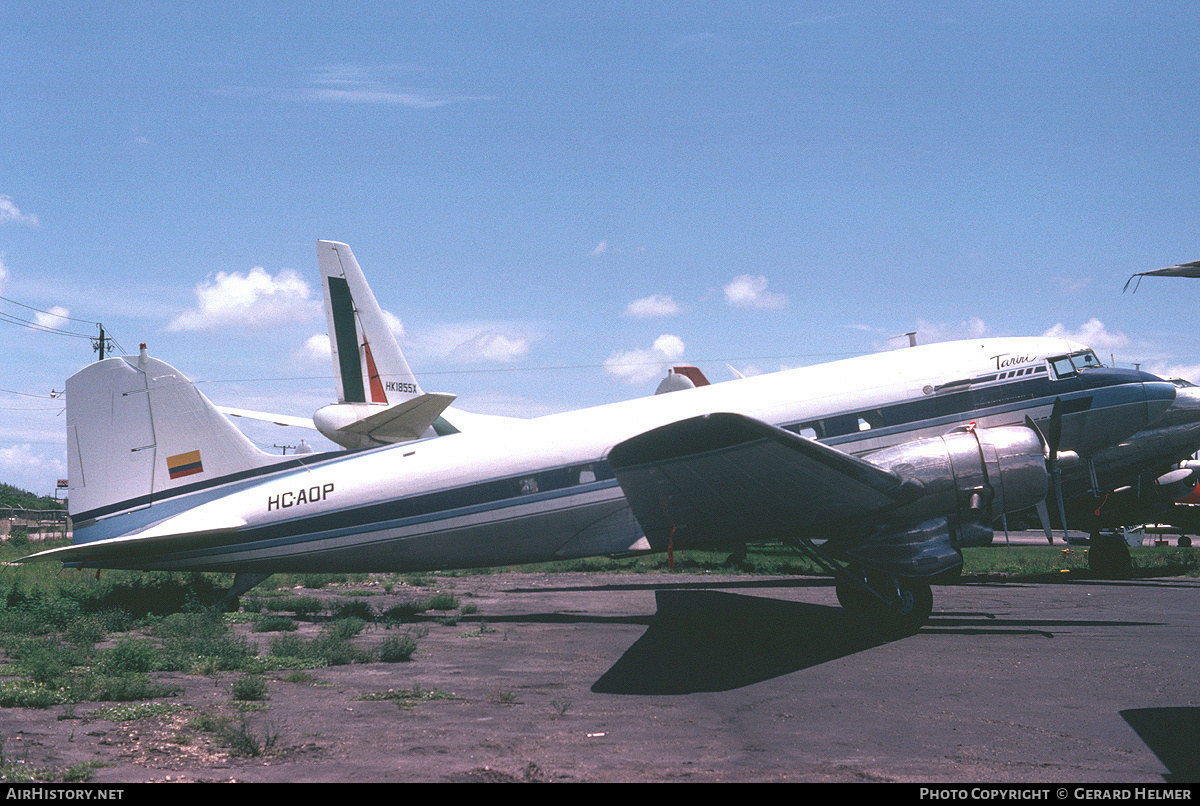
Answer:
xmin=300 ymin=239 xmax=1200 ymax=577
xmin=16 ymin=242 xmax=1182 ymax=634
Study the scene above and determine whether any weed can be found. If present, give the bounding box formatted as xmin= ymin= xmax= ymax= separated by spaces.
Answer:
xmin=427 ymin=593 xmax=459 ymax=611
xmin=78 ymin=674 xmax=182 ymax=703
xmin=251 ymin=614 xmax=298 ymax=632
xmin=231 ymin=675 xmax=269 ymax=701
xmin=259 ymin=596 xmax=325 ymax=617
xmin=359 ymin=685 xmax=457 ymax=708
xmin=97 ymin=637 xmax=156 ymax=675
xmin=267 ymin=630 xmax=370 ymax=666
xmin=88 ymin=702 xmax=183 ymax=721
xmin=325 ymin=617 xmax=367 ymax=639
xmin=382 ymin=599 xmax=428 ymax=623
xmin=459 ymin=620 xmax=496 ymax=637
xmin=376 ymin=633 xmax=418 ymax=662
xmin=216 ymin=715 xmax=280 ymax=757
xmin=332 ymin=599 xmax=376 ymax=622
xmin=151 ymin=611 xmax=258 ymax=672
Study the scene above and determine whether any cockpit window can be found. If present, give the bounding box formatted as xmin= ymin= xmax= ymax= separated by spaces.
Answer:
xmin=1048 ymin=350 xmax=1104 ymax=379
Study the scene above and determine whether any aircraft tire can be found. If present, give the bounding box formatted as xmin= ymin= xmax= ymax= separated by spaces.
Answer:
xmin=879 ymin=579 xmax=933 ymax=637
xmin=836 ymin=574 xmax=932 ymax=636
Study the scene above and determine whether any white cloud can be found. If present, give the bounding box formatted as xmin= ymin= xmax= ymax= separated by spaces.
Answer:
xmin=451 ymin=331 xmax=530 ymax=362
xmin=167 ymin=266 xmax=320 ymax=331
xmin=625 ymin=294 xmax=682 ymax=318
xmin=34 ymin=305 xmax=70 ymax=331
xmin=382 ymin=310 xmax=406 ymax=339
xmin=591 ymin=240 xmax=609 ymax=256
xmin=1041 ymin=318 xmax=1130 ymax=352
xmin=414 ymin=321 xmax=540 ymax=364
xmin=295 ymin=333 xmax=332 ymax=364
xmin=1054 ymin=276 xmax=1092 ymax=293
xmin=447 ymin=330 xmax=531 ymax=363
xmin=605 ymin=334 xmax=686 ymax=384
xmin=966 ymin=316 xmax=988 ymax=338
xmin=0 ymin=254 xmax=8 ymax=293
xmin=723 ymin=274 xmax=787 ymax=310
xmin=306 ymin=65 xmax=481 ymax=108
xmin=0 ymin=196 xmax=39 ymax=227
xmin=1145 ymin=361 xmax=1200 ymax=384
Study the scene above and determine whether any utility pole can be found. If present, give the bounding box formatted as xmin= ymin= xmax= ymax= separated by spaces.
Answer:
xmin=92 ymin=324 xmax=113 ymax=361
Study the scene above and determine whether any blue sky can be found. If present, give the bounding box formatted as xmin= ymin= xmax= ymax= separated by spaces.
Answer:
xmin=3 ymin=1 xmax=1200 ymax=496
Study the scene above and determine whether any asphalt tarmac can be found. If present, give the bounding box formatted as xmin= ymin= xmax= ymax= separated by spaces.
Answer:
xmin=6 ymin=569 xmax=1199 ymax=783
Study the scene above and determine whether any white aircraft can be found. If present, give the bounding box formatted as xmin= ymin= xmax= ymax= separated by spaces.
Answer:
xmin=17 ymin=243 xmax=1181 ymax=634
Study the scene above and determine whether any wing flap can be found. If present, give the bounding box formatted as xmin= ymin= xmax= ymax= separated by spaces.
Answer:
xmin=607 ymin=412 xmax=924 ymax=549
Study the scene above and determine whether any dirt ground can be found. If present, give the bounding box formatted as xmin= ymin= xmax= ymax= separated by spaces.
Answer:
xmin=3 ymin=570 xmax=1198 ymax=783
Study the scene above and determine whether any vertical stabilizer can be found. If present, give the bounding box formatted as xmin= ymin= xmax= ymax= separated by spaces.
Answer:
xmin=318 ymin=240 xmax=422 ymax=405
xmin=313 ymin=240 xmax=517 ymax=448
xmin=66 ymin=347 xmax=280 ymax=520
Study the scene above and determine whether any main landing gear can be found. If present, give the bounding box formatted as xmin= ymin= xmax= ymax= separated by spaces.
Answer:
xmin=781 ymin=536 xmax=935 ymax=636
xmin=835 ymin=570 xmax=933 ymax=637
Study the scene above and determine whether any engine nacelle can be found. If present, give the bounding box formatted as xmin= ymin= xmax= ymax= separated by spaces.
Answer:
xmin=863 ymin=424 xmax=1050 ymax=541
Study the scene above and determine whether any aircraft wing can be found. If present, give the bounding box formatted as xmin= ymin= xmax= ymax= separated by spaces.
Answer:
xmin=607 ymin=412 xmax=926 ymax=550
xmin=335 ymin=392 xmax=457 ymax=444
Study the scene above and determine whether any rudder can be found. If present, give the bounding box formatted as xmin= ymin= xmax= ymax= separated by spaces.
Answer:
xmin=66 ymin=346 xmax=280 ymax=522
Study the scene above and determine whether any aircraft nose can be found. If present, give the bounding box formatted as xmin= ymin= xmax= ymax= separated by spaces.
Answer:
xmin=1168 ymin=385 xmax=1200 ymax=424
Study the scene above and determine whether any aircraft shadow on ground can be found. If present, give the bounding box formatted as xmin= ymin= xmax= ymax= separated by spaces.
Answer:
xmin=590 ymin=589 xmax=890 ymax=695
xmin=1120 ymin=707 xmax=1200 ymax=783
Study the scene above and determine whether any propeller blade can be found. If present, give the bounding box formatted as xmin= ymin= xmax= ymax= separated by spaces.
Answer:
xmin=1053 ymin=465 xmax=1069 ymax=543
xmin=1042 ymin=398 xmax=1070 ymax=542
xmin=1035 ymin=500 xmax=1054 ymax=544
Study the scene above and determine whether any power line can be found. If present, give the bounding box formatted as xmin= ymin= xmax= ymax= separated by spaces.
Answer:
xmin=0 ymin=295 xmax=120 ymax=360
xmin=0 ymin=294 xmax=102 ymax=326
xmin=0 ymin=309 xmax=96 ymax=339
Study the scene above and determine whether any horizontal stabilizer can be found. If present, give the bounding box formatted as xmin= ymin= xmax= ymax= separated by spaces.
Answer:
xmin=337 ymin=393 xmax=457 ymax=443
xmin=608 ymin=412 xmax=925 ymax=550
xmin=218 ymin=407 xmax=317 ymax=430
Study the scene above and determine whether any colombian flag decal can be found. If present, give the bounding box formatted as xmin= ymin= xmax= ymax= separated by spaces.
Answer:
xmin=167 ymin=450 xmax=204 ymax=479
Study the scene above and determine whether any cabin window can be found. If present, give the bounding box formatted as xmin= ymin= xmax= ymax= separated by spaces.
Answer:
xmin=857 ymin=409 xmax=885 ymax=431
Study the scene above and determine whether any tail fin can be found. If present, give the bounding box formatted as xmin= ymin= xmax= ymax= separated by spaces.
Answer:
xmin=315 ymin=240 xmax=466 ymax=448
xmin=318 ymin=240 xmax=422 ymax=405
xmin=66 ymin=346 xmax=280 ymax=522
